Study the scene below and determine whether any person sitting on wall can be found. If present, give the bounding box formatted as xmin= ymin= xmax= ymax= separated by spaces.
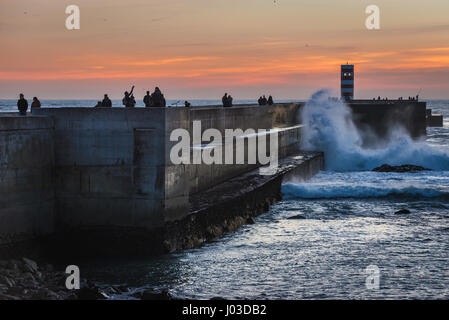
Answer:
xmin=94 ymin=101 xmax=102 ymax=107
xmin=17 ymin=93 xmax=28 ymax=116
xmin=101 ymin=94 xmax=112 ymax=107
xmin=31 ymin=97 xmax=41 ymax=111
xmin=122 ymin=85 xmax=135 ymax=108
xmin=184 ymin=101 xmax=191 ymax=108
xmin=143 ymin=91 xmax=153 ymax=107
xmin=258 ymin=96 xmax=263 ymax=106
xmin=261 ymin=95 xmax=267 ymax=105
xmin=267 ymin=95 xmax=273 ymax=105
xmin=151 ymin=87 xmax=166 ymax=107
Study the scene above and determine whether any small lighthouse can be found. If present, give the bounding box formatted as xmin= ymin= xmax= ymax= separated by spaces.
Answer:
xmin=341 ymin=64 xmax=354 ymax=101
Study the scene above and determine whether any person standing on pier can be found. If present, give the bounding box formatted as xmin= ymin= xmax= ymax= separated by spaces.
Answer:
xmin=228 ymin=95 xmax=233 ymax=107
xmin=143 ymin=91 xmax=153 ymax=107
xmin=31 ymin=97 xmax=41 ymax=111
xmin=17 ymin=93 xmax=28 ymax=116
xmin=222 ymin=93 xmax=229 ymax=107
xmin=151 ymin=87 xmax=166 ymax=107
xmin=101 ymin=94 xmax=112 ymax=107
xmin=122 ymin=86 xmax=135 ymax=108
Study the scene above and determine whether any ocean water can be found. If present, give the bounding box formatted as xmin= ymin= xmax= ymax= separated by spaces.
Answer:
xmin=8 ymin=96 xmax=447 ymax=299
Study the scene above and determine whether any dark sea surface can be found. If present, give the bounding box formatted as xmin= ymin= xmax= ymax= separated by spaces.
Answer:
xmin=3 ymin=98 xmax=447 ymax=299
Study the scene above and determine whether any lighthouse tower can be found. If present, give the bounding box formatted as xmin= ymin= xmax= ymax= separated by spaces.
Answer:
xmin=341 ymin=64 xmax=354 ymax=101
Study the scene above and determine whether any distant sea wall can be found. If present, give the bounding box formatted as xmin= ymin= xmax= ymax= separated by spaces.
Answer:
xmin=348 ymin=100 xmax=427 ymax=143
xmin=0 ymin=115 xmax=55 ymax=247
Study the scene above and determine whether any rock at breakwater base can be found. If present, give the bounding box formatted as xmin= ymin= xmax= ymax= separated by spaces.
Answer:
xmin=395 ymin=209 xmax=411 ymax=215
xmin=373 ymin=164 xmax=431 ymax=173
xmin=287 ymin=214 xmax=306 ymax=220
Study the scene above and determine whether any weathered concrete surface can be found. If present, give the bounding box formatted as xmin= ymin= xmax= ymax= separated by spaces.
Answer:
xmin=33 ymin=104 xmax=303 ymax=229
xmin=49 ymin=151 xmax=324 ymax=257
xmin=0 ymin=115 xmax=55 ymax=247
xmin=164 ymin=151 xmax=324 ymax=252
xmin=164 ymin=103 xmax=301 ymax=221
xmin=347 ymin=100 xmax=427 ymax=143
xmin=31 ymin=108 xmax=167 ymax=231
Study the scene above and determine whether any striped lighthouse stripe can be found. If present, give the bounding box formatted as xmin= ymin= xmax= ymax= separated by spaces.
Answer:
xmin=341 ymin=64 xmax=354 ymax=100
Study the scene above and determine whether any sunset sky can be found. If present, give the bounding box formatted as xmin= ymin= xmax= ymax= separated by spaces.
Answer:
xmin=1 ymin=0 xmax=449 ymax=99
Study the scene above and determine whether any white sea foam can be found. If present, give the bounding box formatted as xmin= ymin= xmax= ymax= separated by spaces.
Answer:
xmin=283 ymin=171 xmax=449 ymax=199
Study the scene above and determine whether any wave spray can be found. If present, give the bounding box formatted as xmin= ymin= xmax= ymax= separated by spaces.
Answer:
xmin=300 ymin=90 xmax=449 ymax=171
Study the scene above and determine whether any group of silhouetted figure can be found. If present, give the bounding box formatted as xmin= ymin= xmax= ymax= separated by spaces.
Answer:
xmin=17 ymin=94 xmax=41 ymax=115
xmin=222 ymin=93 xmax=234 ymax=107
xmin=94 ymin=86 xmax=167 ymax=108
xmin=373 ymin=95 xmax=419 ymax=102
xmin=258 ymin=95 xmax=274 ymax=106
xmin=16 ymin=89 xmax=276 ymax=115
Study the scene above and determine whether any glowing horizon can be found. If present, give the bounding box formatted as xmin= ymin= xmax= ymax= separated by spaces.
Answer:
xmin=1 ymin=0 xmax=449 ymax=99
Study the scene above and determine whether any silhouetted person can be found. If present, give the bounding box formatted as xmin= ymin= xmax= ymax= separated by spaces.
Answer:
xmin=377 ymin=96 xmax=381 ymax=100
xmin=267 ymin=95 xmax=273 ymax=105
xmin=143 ymin=91 xmax=152 ymax=107
xmin=228 ymin=95 xmax=233 ymax=107
xmin=94 ymin=101 xmax=102 ymax=108
xmin=122 ymin=85 xmax=135 ymax=108
xmin=416 ymin=95 xmax=419 ymax=101
xmin=31 ymin=97 xmax=41 ymax=110
xmin=184 ymin=101 xmax=191 ymax=108
xmin=17 ymin=93 xmax=28 ymax=116
xmin=101 ymin=94 xmax=112 ymax=107
xmin=222 ymin=93 xmax=228 ymax=107
xmin=151 ymin=87 xmax=166 ymax=107
xmin=143 ymin=91 xmax=153 ymax=108
xmin=261 ymin=95 xmax=267 ymax=105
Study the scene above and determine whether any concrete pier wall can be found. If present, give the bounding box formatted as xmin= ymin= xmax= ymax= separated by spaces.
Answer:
xmin=348 ymin=101 xmax=427 ymax=142
xmin=163 ymin=103 xmax=301 ymax=220
xmin=0 ymin=116 xmax=55 ymax=246
xmin=30 ymin=103 xmax=302 ymax=229
xmin=31 ymin=108 xmax=167 ymax=231
xmin=0 ymin=99 xmax=427 ymax=254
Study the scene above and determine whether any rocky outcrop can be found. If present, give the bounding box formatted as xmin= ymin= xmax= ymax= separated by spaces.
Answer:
xmin=0 ymin=258 xmax=76 ymax=300
xmin=373 ymin=164 xmax=431 ymax=173
xmin=287 ymin=214 xmax=306 ymax=220
xmin=0 ymin=257 xmax=175 ymax=300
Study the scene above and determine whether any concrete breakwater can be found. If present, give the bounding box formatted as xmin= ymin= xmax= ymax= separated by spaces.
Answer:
xmin=0 ymin=103 xmax=309 ymax=257
xmin=0 ymin=100 xmax=426 ymax=258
